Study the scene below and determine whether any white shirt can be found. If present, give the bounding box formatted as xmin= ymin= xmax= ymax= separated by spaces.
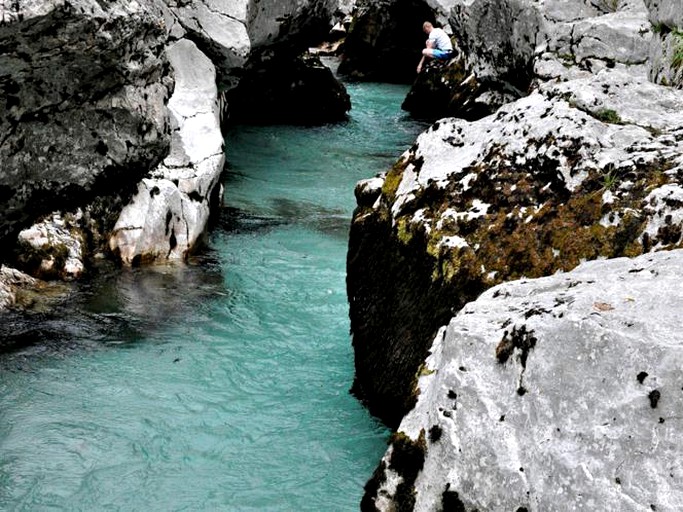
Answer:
xmin=428 ymin=28 xmax=453 ymax=52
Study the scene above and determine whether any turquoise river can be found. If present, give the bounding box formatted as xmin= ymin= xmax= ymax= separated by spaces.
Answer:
xmin=0 ymin=79 xmax=428 ymax=511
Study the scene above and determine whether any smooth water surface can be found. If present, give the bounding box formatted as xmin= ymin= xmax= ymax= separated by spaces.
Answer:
xmin=0 ymin=81 xmax=428 ymax=511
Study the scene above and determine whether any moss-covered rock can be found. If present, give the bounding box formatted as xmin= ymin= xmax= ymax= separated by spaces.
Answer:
xmin=348 ymin=77 xmax=683 ymax=426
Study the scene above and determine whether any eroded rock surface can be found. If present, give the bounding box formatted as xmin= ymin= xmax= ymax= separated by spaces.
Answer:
xmin=0 ymin=0 xmax=172 ymax=260
xmin=2 ymin=0 xmax=347 ymax=279
xmin=349 ymin=0 xmax=683 ymax=428
xmin=365 ymin=249 xmax=683 ymax=511
xmin=109 ymin=38 xmax=224 ymax=264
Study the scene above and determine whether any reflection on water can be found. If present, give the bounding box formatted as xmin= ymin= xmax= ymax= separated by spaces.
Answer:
xmin=0 ymin=257 xmax=226 ymax=356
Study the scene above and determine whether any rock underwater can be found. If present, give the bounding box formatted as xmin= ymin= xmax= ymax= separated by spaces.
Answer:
xmin=348 ymin=0 xmax=683 ymax=429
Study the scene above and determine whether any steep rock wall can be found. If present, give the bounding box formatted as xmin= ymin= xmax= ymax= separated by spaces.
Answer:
xmin=1 ymin=0 xmax=345 ymax=281
xmin=0 ymin=0 xmax=172 ymax=262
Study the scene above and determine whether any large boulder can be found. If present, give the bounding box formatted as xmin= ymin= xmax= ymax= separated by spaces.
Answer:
xmin=363 ymin=249 xmax=683 ymax=511
xmin=0 ymin=0 xmax=173 ymax=262
xmin=348 ymin=59 xmax=683 ymax=426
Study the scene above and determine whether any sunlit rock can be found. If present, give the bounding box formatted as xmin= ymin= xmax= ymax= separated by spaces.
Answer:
xmin=364 ymin=249 xmax=683 ymax=511
xmin=110 ymin=39 xmax=224 ymax=264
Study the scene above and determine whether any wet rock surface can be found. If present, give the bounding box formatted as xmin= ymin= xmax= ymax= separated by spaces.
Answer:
xmin=365 ymin=249 xmax=683 ymax=511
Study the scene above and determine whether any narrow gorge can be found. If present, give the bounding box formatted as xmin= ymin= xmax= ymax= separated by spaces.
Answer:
xmin=2 ymin=0 xmax=683 ymax=510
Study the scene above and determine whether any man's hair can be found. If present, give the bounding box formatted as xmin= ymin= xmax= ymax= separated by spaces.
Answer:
xmin=423 ymin=21 xmax=433 ymax=30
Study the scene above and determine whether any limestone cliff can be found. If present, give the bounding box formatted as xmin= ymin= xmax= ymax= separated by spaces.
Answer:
xmin=365 ymin=249 xmax=683 ymax=511
xmin=348 ymin=0 xmax=683 ymax=428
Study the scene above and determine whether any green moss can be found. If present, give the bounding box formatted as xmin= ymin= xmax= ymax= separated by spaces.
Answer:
xmin=672 ymin=29 xmax=683 ymax=70
xmin=594 ymin=108 xmax=623 ymax=124
xmin=396 ymin=217 xmax=414 ymax=245
xmin=382 ymin=160 xmax=408 ymax=201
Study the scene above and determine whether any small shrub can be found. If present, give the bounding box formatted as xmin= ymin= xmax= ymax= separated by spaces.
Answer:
xmin=595 ymin=108 xmax=622 ymax=124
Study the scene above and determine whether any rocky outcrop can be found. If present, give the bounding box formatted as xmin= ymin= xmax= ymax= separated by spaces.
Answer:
xmin=0 ymin=0 xmax=172 ymax=262
xmin=364 ymin=249 xmax=683 ymax=511
xmin=14 ymin=211 xmax=87 ymax=281
xmin=404 ymin=0 xmax=657 ymax=119
xmin=348 ymin=0 xmax=683 ymax=427
xmin=109 ymin=38 xmax=225 ymax=264
xmin=1 ymin=0 xmax=347 ymax=280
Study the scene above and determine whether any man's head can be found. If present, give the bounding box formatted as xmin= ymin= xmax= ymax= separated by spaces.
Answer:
xmin=422 ymin=21 xmax=433 ymax=34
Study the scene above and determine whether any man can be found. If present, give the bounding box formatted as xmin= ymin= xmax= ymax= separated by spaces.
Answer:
xmin=416 ymin=21 xmax=453 ymax=73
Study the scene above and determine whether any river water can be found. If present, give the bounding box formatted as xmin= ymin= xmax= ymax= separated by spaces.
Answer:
xmin=0 ymin=80 xmax=428 ymax=511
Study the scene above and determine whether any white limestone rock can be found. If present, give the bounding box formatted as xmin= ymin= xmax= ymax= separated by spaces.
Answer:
xmin=16 ymin=212 xmax=86 ymax=281
xmin=167 ymin=0 xmax=250 ymax=88
xmin=110 ymin=39 xmax=224 ymax=264
xmin=0 ymin=266 xmax=38 ymax=310
xmin=369 ymin=249 xmax=683 ymax=511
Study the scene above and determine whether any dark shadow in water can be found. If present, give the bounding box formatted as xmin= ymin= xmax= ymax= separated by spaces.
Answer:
xmin=0 ymin=254 xmax=227 ymax=358
xmin=213 ymin=206 xmax=287 ymax=235
xmin=215 ymin=201 xmax=350 ymax=240
xmin=270 ymin=197 xmax=350 ymax=239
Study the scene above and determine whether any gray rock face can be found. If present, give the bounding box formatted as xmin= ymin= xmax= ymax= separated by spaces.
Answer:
xmin=350 ymin=0 xmax=683 ymax=428
xmin=2 ymin=0 xmax=345 ymax=274
xmin=365 ymin=249 xmax=683 ymax=511
xmin=164 ymin=0 xmax=250 ymax=90
xmin=109 ymin=39 xmax=224 ymax=264
xmin=0 ymin=0 xmax=173 ymax=259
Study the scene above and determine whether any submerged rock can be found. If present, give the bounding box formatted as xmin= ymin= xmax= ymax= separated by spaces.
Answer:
xmin=365 ymin=249 xmax=683 ymax=511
